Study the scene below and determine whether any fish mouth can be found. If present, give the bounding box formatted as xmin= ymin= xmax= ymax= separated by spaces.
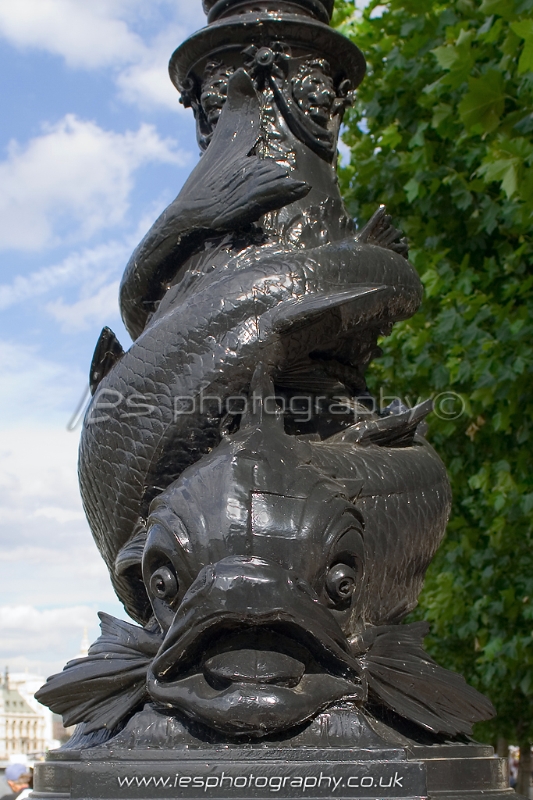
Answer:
xmin=147 ymin=618 xmax=363 ymax=737
xmin=146 ymin=558 xmax=365 ymax=738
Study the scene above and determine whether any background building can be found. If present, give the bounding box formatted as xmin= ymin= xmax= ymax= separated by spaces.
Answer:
xmin=0 ymin=669 xmax=48 ymax=760
xmin=0 ymin=632 xmax=88 ymax=762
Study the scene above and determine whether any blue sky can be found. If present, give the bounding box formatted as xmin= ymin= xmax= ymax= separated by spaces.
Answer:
xmin=0 ymin=0 xmax=368 ymax=680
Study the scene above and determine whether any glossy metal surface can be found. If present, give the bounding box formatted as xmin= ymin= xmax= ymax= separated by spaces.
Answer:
xmin=35 ymin=0 xmax=499 ymax=774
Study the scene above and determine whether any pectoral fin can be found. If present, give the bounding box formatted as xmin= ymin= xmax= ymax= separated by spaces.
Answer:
xmin=263 ymin=286 xmax=386 ymax=335
xmin=356 ymin=622 xmax=495 ymax=736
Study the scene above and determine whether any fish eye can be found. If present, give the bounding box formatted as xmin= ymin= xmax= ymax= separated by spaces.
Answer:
xmin=326 ymin=563 xmax=357 ymax=603
xmin=149 ymin=565 xmax=179 ymax=602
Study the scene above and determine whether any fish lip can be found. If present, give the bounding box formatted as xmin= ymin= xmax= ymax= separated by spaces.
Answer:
xmin=146 ymin=668 xmax=362 ymax=737
xmin=147 ymin=609 xmax=365 ymax=736
xmin=151 ymin=613 xmax=362 ymax=685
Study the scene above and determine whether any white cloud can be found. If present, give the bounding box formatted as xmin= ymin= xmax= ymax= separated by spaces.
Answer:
xmin=0 ymin=349 xmax=121 ymax=608
xmin=47 ymin=280 xmax=120 ymax=333
xmin=116 ymin=27 xmax=188 ymax=111
xmin=34 ymin=506 xmax=86 ymax=523
xmin=0 ymin=533 xmax=114 ymax=605
xmin=0 ymin=115 xmax=188 ymax=251
xmin=0 ymin=0 xmax=143 ymax=69
xmin=0 ymin=342 xmax=86 ymax=424
xmin=0 ymin=605 xmax=103 ymax=676
xmin=0 ymin=424 xmax=85 ymax=526
xmin=0 ymin=605 xmax=96 ymax=645
xmin=0 ymin=240 xmax=129 ymax=310
xmin=0 ymin=423 xmax=124 ymax=673
xmin=0 ymin=0 xmax=206 ymax=109
xmin=0 ymin=211 xmax=182 ymax=337
xmin=0 ymin=423 xmax=127 ymax=675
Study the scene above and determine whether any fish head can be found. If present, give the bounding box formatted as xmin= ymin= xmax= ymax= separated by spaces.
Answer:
xmin=142 ymin=410 xmax=366 ymax=737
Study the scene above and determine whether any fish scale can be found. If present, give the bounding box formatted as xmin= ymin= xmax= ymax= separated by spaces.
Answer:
xmin=80 ymin=242 xmax=422 ymax=622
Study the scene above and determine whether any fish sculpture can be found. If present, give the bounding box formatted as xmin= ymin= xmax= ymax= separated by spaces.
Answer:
xmin=37 ymin=0 xmax=495 ymax=748
xmin=78 ymin=66 xmax=423 ymax=625
xmin=38 ymin=368 xmax=493 ymax=743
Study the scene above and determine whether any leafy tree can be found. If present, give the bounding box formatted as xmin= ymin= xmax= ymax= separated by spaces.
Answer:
xmin=335 ymin=0 xmax=533 ymax=784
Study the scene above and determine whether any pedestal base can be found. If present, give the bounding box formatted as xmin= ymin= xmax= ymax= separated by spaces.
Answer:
xmin=34 ymin=743 xmax=516 ymax=800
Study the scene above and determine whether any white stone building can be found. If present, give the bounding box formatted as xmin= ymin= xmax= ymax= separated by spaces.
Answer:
xmin=8 ymin=672 xmax=59 ymax=755
xmin=0 ymin=671 xmax=47 ymax=759
xmin=0 ymin=633 xmax=89 ymax=759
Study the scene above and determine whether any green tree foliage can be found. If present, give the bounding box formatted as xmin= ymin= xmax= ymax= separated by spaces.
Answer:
xmin=336 ymin=0 xmax=533 ymax=745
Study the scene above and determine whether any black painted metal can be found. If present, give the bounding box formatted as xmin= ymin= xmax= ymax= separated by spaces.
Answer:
xmin=34 ymin=743 xmax=515 ymax=800
xmin=32 ymin=0 xmax=520 ymax=797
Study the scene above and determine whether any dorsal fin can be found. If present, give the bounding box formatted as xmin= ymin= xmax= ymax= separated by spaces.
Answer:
xmin=329 ymin=399 xmax=433 ymax=447
xmin=239 ymin=362 xmax=284 ymax=432
xmin=89 ymin=327 xmax=125 ymax=395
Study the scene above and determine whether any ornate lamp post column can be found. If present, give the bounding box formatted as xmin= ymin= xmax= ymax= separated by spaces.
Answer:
xmin=33 ymin=2 xmax=518 ymax=799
